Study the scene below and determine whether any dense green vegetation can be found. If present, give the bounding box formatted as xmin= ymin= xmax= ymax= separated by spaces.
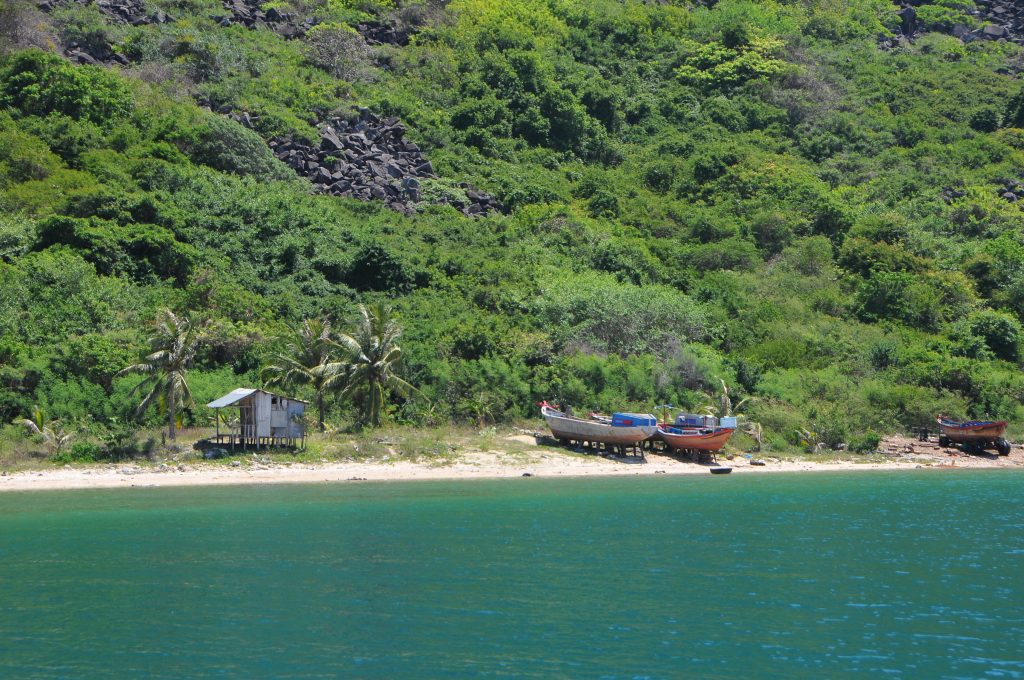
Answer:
xmin=3 ymin=0 xmax=1024 ymax=460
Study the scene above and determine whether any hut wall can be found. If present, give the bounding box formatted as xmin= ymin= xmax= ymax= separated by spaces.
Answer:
xmin=255 ymin=392 xmax=272 ymax=438
xmin=286 ymin=400 xmax=305 ymax=438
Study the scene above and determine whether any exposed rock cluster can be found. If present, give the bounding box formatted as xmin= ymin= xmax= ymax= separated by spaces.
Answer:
xmin=217 ymin=0 xmax=313 ymax=38
xmin=968 ymin=0 xmax=1024 ymax=45
xmin=36 ymin=0 xmax=172 ymax=65
xmin=37 ymin=0 xmax=169 ymax=25
xmin=37 ymin=0 xmax=313 ymax=44
xmin=355 ymin=20 xmax=413 ymax=47
xmin=213 ymin=4 xmax=420 ymax=44
xmin=61 ymin=44 xmax=125 ymax=66
xmin=996 ymin=177 xmax=1024 ymax=203
xmin=943 ymin=180 xmax=1024 ymax=207
xmin=886 ymin=0 xmax=1024 ymax=46
xmin=233 ymin=109 xmax=501 ymax=216
xmin=39 ymin=0 xmax=425 ymax=64
xmin=940 ymin=185 xmax=967 ymax=204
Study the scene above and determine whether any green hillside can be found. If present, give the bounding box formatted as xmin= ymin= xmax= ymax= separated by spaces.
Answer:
xmin=2 ymin=0 xmax=1024 ymax=456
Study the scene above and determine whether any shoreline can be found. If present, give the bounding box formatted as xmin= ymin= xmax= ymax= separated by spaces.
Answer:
xmin=2 ymin=443 xmax=1021 ymax=492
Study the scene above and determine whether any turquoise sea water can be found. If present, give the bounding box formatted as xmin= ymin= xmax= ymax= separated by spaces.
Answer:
xmin=0 ymin=471 xmax=1022 ymax=679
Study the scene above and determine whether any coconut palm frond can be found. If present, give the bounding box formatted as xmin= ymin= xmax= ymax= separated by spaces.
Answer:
xmin=332 ymin=332 xmax=365 ymax=361
xmin=133 ymin=378 xmax=166 ymax=418
xmin=733 ymin=396 xmax=758 ymax=412
xmin=259 ymin=316 xmax=339 ymax=430
xmin=116 ymin=362 xmax=156 ymax=379
xmin=331 ymin=303 xmax=421 ymax=427
xmin=15 ymin=417 xmax=72 ymax=456
xmin=386 ymin=375 xmax=421 ymax=399
xmin=14 ymin=418 xmax=42 ymax=435
xmin=118 ymin=308 xmax=200 ymax=442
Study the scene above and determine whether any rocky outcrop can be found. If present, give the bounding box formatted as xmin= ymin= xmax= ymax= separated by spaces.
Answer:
xmin=942 ymin=179 xmax=1024 ymax=207
xmin=37 ymin=0 xmax=170 ymax=25
xmin=214 ymin=6 xmax=420 ymax=44
xmin=970 ymin=0 xmax=1024 ymax=45
xmin=38 ymin=0 xmax=314 ymax=40
xmin=996 ymin=177 xmax=1024 ymax=203
xmin=940 ymin=184 xmax=966 ymax=203
xmin=233 ymin=109 xmax=501 ymax=216
xmin=217 ymin=0 xmax=314 ymax=38
xmin=884 ymin=1 xmax=1024 ymax=46
xmin=355 ymin=20 xmax=412 ymax=47
xmin=36 ymin=0 xmax=172 ymax=65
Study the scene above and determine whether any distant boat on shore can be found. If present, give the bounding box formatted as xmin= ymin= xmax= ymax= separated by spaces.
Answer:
xmin=657 ymin=425 xmax=734 ymax=453
xmin=656 ymin=412 xmax=735 ymax=454
xmin=936 ymin=416 xmax=1011 ymax=455
xmin=540 ymin=403 xmax=657 ymax=446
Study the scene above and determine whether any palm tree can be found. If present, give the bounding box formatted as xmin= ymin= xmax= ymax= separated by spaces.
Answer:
xmin=701 ymin=379 xmax=756 ymax=420
xmin=14 ymin=406 xmax=73 ymax=457
xmin=261 ymin=317 xmax=336 ymax=430
xmin=116 ymin=309 xmax=201 ymax=442
xmin=328 ymin=303 xmax=419 ymax=428
xmin=701 ymin=379 xmax=764 ymax=451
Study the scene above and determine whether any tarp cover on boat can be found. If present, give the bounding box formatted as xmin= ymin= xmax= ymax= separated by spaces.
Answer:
xmin=676 ymin=414 xmax=718 ymax=428
xmin=612 ymin=413 xmax=657 ymax=427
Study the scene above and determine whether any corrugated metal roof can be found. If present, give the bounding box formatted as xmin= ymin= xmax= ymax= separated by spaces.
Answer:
xmin=207 ymin=388 xmax=259 ymax=408
xmin=206 ymin=388 xmax=310 ymax=408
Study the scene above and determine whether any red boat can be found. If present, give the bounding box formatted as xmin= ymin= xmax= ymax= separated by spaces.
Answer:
xmin=936 ymin=416 xmax=1011 ymax=455
xmin=656 ymin=425 xmax=734 ymax=453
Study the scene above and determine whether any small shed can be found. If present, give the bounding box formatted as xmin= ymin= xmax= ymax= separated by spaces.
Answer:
xmin=207 ymin=388 xmax=307 ymax=449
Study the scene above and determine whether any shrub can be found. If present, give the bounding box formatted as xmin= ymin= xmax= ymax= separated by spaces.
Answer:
xmin=51 ymin=3 xmax=118 ymax=59
xmin=53 ymin=440 xmax=101 ymax=463
xmin=35 ymin=215 xmax=197 ymax=282
xmin=955 ymin=310 xmax=1021 ymax=362
xmin=346 ymin=244 xmax=417 ymax=294
xmin=587 ymin=190 xmax=619 ymax=218
xmin=749 ymin=211 xmax=796 ymax=255
xmin=674 ymin=34 xmax=788 ymax=92
xmin=915 ymin=2 xmax=975 ymax=32
xmin=687 ymin=238 xmax=759 ymax=272
xmin=0 ymin=50 xmax=133 ymax=124
xmin=868 ymin=339 xmax=899 ymax=370
xmin=0 ymin=121 xmax=62 ymax=181
xmin=304 ymin=23 xmax=377 ymax=82
xmin=848 ymin=430 xmax=881 ymax=454
xmin=970 ymin=108 xmax=1000 ymax=133
xmin=185 ymin=115 xmax=294 ymax=181
xmin=783 ymin=236 xmax=834 ymax=276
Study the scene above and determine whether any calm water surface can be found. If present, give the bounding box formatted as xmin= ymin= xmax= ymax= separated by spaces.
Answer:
xmin=0 ymin=471 xmax=1022 ymax=678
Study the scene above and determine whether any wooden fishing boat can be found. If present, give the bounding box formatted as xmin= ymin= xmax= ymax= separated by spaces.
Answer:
xmin=936 ymin=416 xmax=1011 ymax=455
xmin=656 ymin=425 xmax=734 ymax=453
xmin=709 ymin=467 xmax=732 ymax=475
xmin=540 ymin=404 xmax=656 ymax=445
xmin=936 ymin=416 xmax=1007 ymax=441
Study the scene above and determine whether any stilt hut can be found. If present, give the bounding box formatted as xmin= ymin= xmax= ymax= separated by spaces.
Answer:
xmin=207 ymin=388 xmax=307 ymax=450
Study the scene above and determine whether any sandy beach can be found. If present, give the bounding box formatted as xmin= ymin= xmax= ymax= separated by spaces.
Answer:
xmin=1 ymin=434 xmax=1022 ymax=492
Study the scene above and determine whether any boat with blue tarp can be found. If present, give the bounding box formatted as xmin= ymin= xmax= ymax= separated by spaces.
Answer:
xmin=540 ymin=402 xmax=657 ymax=446
xmin=656 ymin=413 xmax=735 ymax=454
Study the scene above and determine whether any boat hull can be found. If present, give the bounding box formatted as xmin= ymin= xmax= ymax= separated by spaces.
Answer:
xmin=936 ymin=418 xmax=1008 ymax=442
xmin=542 ymin=407 xmax=655 ymax=445
xmin=657 ymin=426 xmax=734 ymax=452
